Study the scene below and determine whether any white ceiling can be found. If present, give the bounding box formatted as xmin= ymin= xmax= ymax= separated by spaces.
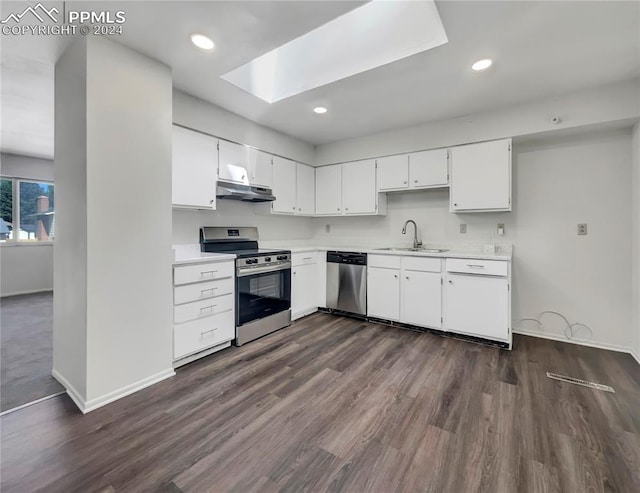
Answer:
xmin=1 ymin=0 xmax=639 ymax=159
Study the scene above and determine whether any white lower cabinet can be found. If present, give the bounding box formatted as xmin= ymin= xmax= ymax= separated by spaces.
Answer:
xmin=291 ymin=252 xmax=322 ymax=320
xmin=401 ymin=270 xmax=441 ymax=328
xmin=367 ymin=266 xmax=401 ymax=321
xmin=366 ymin=254 xmax=511 ymax=346
xmin=172 ymin=259 xmax=236 ymax=366
xmin=444 ymin=259 xmax=510 ymax=342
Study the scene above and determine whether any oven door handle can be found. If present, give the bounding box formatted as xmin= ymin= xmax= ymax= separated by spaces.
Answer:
xmin=236 ymin=262 xmax=292 ymax=277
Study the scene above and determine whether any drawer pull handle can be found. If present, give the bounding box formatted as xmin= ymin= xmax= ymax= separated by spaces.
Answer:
xmin=201 ymin=328 xmax=218 ymax=337
xmin=200 ymin=288 xmax=218 ymax=296
xmin=467 ymin=264 xmax=485 ymax=268
xmin=200 ymin=270 xmax=218 ymax=278
xmin=200 ymin=304 xmax=217 ymax=313
xmin=303 ymin=257 xmax=313 ymax=260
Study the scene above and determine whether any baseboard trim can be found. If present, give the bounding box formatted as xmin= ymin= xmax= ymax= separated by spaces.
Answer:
xmin=52 ymin=368 xmax=175 ymax=414
xmin=1 ymin=288 xmax=53 ymax=298
xmin=83 ymin=368 xmax=175 ymax=414
xmin=51 ymin=369 xmax=87 ymax=412
xmin=513 ymin=328 xmax=630 ymax=353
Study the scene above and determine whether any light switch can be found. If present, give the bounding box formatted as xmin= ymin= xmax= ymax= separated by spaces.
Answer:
xmin=497 ymin=224 xmax=505 ymax=236
xmin=459 ymin=224 xmax=467 ymax=234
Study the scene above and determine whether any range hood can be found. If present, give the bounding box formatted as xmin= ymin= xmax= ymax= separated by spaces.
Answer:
xmin=216 ymin=181 xmax=276 ymax=203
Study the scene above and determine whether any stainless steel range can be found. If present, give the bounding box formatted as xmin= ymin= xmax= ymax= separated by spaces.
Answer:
xmin=200 ymin=227 xmax=291 ymax=346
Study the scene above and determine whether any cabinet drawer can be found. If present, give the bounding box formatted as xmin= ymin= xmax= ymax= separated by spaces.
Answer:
xmin=174 ymin=293 xmax=234 ymax=324
xmin=446 ymin=258 xmax=508 ymax=277
xmin=174 ymin=310 xmax=235 ymax=359
xmin=174 ymin=277 xmax=234 ymax=305
xmin=292 ymin=251 xmax=319 ymax=266
xmin=368 ymin=254 xmax=401 ymax=269
xmin=174 ymin=261 xmax=234 ymax=286
xmin=402 ymin=256 xmax=442 ymax=273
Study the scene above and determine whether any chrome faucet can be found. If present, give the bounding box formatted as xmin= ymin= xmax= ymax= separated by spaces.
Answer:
xmin=402 ymin=219 xmax=422 ymax=249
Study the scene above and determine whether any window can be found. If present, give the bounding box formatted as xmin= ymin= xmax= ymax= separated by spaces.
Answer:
xmin=0 ymin=178 xmax=13 ymax=241
xmin=0 ymin=177 xmax=54 ymax=243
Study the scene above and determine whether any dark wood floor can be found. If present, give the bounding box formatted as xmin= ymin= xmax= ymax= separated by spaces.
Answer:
xmin=1 ymin=312 xmax=639 ymax=492
xmin=0 ymin=292 xmax=64 ymax=412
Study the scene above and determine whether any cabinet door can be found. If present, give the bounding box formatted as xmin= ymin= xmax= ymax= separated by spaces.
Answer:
xmin=367 ymin=267 xmax=400 ymax=321
xmin=342 ymin=160 xmax=377 ymax=214
xmin=450 ymin=139 xmax=511 ymax=212
xmin=218 ymin=140 xmax=250 ymax=184
xmin=315 ymin=165 xmax=342 ymax=215
xmin=296 ymin=163 xmax=315 ymax=215
xmin=247 ymin=148 xmax=273 ymax=188
xmin=271 ymin=157 xmax=297 ymax=213
xmin=172 ymin=126 xmax=218 ymax=209
xmin=409 ymin=148 xmax=448 ymax=189
xmin=401 ymin=271 xmax=441 ymax=328
xmin=292 ymin=262 xmax=317 ymax=319
xmin=445 ymin=274 xmax=509 ymax=341
xmin=377 ymin=154 xmax=409 ymax=191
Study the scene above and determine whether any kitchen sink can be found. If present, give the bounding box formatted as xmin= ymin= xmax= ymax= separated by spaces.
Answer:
xmin=375 ymin=247 xmax=449 ymax=253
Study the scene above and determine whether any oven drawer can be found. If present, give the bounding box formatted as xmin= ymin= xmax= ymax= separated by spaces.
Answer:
xmin=174 ymin=261 xmax=234 ymax=286
xmin=174 ymin=310 xmax=235 ymax=359
xmin=174 ymin=293 xmax=234 ymax=324
xmin=446 ymin=258 xmax=508 ymax=277
xmin=174 ymin=277 xmax=234 ymax=305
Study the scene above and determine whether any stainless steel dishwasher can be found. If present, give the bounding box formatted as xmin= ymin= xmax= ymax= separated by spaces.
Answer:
xmin=326 ymin=251 xmax=367 ymax=316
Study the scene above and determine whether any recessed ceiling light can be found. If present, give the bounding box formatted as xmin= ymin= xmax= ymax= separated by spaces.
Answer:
xmin=472 ymin=58 xmax=493 ymax=71
xmin=190 ymin=33 xmax=214 ymax=50
xmin=314 ymin=107 xmax=328 ymax=114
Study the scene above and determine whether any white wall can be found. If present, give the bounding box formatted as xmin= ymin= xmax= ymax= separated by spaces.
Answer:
xmin=84 ymin=38 xmax=174 ymax=405
xmin=315 ymin=79 xmax=640 ymax=165
xmin=312 ymin=129 xmax=634 ymax=351
xmin=54 ymin=37 xmax=174 ymax=411
xmin=632 ymin=123 xmax=640 ymax=361
xmin=172 ymin=90 xmax=314 ymax=244
xmin=0 ymin=153 xmax=53 ymax=181
xmin=1 ymin=245 xmax=52 ymax=297
xmin=53 ymin=37 xmax=88 ymax=400
xmin=0 ymin=153 xmax=54 ymax=296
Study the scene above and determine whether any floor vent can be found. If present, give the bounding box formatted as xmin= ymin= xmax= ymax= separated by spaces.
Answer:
xmin=546 ymin=372 xmax=615 ymax=393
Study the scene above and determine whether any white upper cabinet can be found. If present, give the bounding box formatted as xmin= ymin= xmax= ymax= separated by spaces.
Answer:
xmin=315 ymin=164 xmax=343 ymax=215
xmin=450 ymin=138 xmax=511 ymax=212
xmin=247 ymin=148 xmax=273 ymax=188
xmin=316 ymin=161 xmax=385 ymax=216
xmin=342 ymin=160 xmax=378 ymax=214
xmin=377 ymin=149 xmax=448 ymax=192
xmin=218 ymin=140 xmax=250 ymax=185
xmin=409 ymin=148 xmax=448 ymax=189
xmin=271 ymin=156 xmax=297 ymax=214
xmin=296 ymin=163 xmax=315 ymax=215
xmin=172 ymin=125 xmax=218 ymax=209
xmin=377 ymin=154 xmax=409 ymax=191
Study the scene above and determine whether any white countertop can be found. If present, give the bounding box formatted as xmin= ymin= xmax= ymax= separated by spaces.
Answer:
xmin=173 ymin=241 xmax=512 ymax=264
xmin=260 ymin=240 xmax=513 ymax=261
xmin=172 ymin=244 xmax=236 ymax=265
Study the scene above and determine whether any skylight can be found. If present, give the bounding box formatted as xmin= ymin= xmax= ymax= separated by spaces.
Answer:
xmin=221 ymin=0 xmax=448 ymax=103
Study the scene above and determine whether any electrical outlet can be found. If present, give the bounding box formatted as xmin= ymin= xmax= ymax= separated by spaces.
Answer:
xmin=325 ymin=224 xmax=331 ymax=233
xmin=497 ymin=223 xmax=505 ymax=236
xmin=577 ymin=223 xmax=587 ymax=235
xmin=459 ymin=224 xmax=467 ymax=234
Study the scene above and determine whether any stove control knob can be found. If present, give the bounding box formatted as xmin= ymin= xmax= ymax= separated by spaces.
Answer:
xmin=265 ymin=257 xmax=271 ymax=262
